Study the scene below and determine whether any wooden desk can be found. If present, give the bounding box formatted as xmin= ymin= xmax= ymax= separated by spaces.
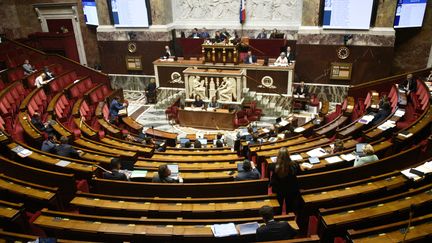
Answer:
xmin=153 ymin=59 xmax=294 ymax=95
xmin=145 ymin=128 xmax=177 ymax=147
xmin=178 ymin=108 xmax=236 ymax=130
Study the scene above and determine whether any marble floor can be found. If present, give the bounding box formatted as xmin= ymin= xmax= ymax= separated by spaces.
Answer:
xmin=124 ymin=90 xmax=317 ymax=138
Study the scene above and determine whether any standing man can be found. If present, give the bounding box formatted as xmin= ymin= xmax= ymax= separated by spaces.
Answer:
xmin=188 ymin=28 xmax=201 ymax=38
xmin=294 ymin=81 xmax=309 ymax=97
xmin=109 ymin=96 xmax=128 ymax=124
xmin=286 ymin=46 xmax=295 ymax=63
xmin=163 ymin=45 xmax=173 ymax=58
xmin=399 ymin=73 xmax=417 ymax=96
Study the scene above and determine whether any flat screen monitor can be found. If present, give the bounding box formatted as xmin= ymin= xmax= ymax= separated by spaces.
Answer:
xmin=394 ymin=0 xmax=428 ymax=28
xmin=356 ymin=143 xmax=367 ymax=154
xmin=322 ymin=0 xmax=375 ymax=30
xmin=82 ymin=0 xmax=99 ymax=26
xmin=110 ymin=0 xmax=150 ymax=27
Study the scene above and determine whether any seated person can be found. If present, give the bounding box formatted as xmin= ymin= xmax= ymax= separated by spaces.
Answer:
xmin=256 ymin=205 xmax=297 ymax=242
xmin=55 ymin=136 xmax=82 ymax=159
xmin=215 ymin=140 xmax=224 ymax=148
xmin=192 ymin=95 xmax=204 ymax=108
xmin=243 ymin=50 xmax=257 ymax=64
xmin=221 ymin=28 xmax=230 ymax=39
xmin=294 ymin=81 xmax=309 ymax=97
xmin=200 ymin=27 xmax=210 ymax=39
xmin=426 ymin=70 xmax=432 ymax=82
xmin=103 ymin=158 xmax=128 ymax=181
xmin=41 ymin=134 xmax=58 ymax=153
xmin=43 ymin=66 xmax=55 ymax=80
xmin=371 ymin=100 xmax=391 ymax=126
xmin=143 ymin=137 xmax=155 ymax=146
xmin=193 ymin=139 xmax=202 ymax=149
xmin=156 ymin=142 xmax=167 ymax=152
xmin=327 ymin=139 xmax=344 ymax=154
xmin=184 ymin=141 xmax=192 ymax=148
xmin=109 ymin=96 xmax=128 ymax=124
xmin=214 ymin=31 xmax=225 ymax=43
xmin=152 ymin=164 xmax=179 ymax=183
xmin=188 ymin=28 xmax=201 ymax=38
xmin=22 ymin=59 xmax=36 ymax=75
xmin=163 ymin=45 xmax=173 ymax=58
xmin=312 ymin=114 xmax=322 ymax=126
xmin=269 ymin=28 xmax=279 ymax=39
xmin=399 ymin=73 xmax=417 ymax=95
xmin=256 ymin=28 xmax=267 ymax=39
xmin=249 ymin=134 xmax=260 ymax=145
xmin=208 ymin=96 xmax=220 ymax=109
xmin=31 ymin=112 xmax=54 ymax=134
xmin=354 ymin=144 xmax=379 ymax=167
xmin=34 ymin=73 xmax=49 ymax=88
xmin=235 ymin=159 xmax=261 ymax=181
xmin=146 ymin=79 xmax=157 ymax=104
xmin=274 ymin=52 xmax=288 ymax=66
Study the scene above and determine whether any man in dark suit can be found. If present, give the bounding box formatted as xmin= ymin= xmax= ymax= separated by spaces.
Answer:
xmin=256 ymin=28 xmax=267 ymax=39
xmin=163 ymin=45 xmax=173 ymax=58
xmin=235 ymin=160 xmax=260 ymax=181
xmin=286 ymin=46 xmax=295 ymax=63
xmin=31 ymin=112 xmax=54 ymax=135
xmin=214 ymin=31 xmax=225 ymax=43
xmin=103 ymin=158 xmax=128 ymax=181
xmin=399 ymin=73 xmax=417 ymax=95
xmin=188 ymin=28 xmax=201 ymax=38
xmin=243 ymin=50 xmax=257 ymax=64
xmin=256 ymin=206 xmax=297 ymax=242
xmin=55 ymin=136 xmax=82 ymax=159
xmin=41 ymin=134 xmax=58 ymax=153
xmin=294 ymin=81 xmax=309 ymax=97
xmin=200 ymin=28 xmax=210 ymax=39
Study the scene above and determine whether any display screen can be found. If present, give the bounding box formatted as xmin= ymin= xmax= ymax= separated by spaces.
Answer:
xmin=322 ymin=0 xmax=375 ymax=30
xmin=82 ymin=0 xmax=99 ymax=26
xmin=394 ymin=0 xmax=428 ymax=28
xmin=110 ymin=0 xmax=150 ymax=27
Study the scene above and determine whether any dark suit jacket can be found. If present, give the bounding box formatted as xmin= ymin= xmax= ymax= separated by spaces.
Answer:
xmin=152 ymin=174 xmax=178 ymax=183
xmin=286 ymin=52 xmax=295 ymax=62
xmin=235 ymin=169 xmax=261 ymax=181
xmin=400 ymin=78 xmax=417 ymax=92
xmin=294 ymin=86 xmax=309 ymax=96
xmin=103 ymin=170 xmax=127 ymax=181
xmin=55 ymin=144 xmax=80 ymax=159
xmin=243 ymin=55 xmax=257 ymax=64
xmin=256 ymin=33 xmax=267 ymax=39
xmin=256 ymin=220 xmax=297 ymax=242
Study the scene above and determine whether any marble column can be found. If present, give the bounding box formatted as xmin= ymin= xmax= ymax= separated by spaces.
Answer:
xmin=375 ymin=0 xmax=397 ymax=27
xmin=428 ymin=42 xmax=432 ymax=68
xmin=301 ymin=0 xmax=320 ymax=26
xmin=150 ymin=0 xmax=173 ymax=26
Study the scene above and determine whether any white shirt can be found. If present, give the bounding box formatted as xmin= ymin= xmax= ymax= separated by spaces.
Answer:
xmin=274 ymin=56 xmax=288 ymax=66
xmin=34 ymin=75 xmax=45 ymax=88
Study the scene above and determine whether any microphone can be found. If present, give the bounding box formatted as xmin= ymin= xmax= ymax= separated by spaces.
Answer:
xmin=402 ymin=204 xmax=416 ymax=242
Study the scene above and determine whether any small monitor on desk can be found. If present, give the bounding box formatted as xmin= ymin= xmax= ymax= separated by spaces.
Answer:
xmin=198 ymin=138 xmax=208 ymax=146
xmin=180 ymin=138 xmax=190 ymax=147
xmin=356 ymin=143 xmax=367 ymax=155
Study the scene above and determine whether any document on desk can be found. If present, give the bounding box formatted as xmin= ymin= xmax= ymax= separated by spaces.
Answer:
xmin=306 ymin=148 xmax=327 ymax=158
xmin=56 ymin=160 xmax=71 ymax=167
xmin=340 ymin=153 xmax=356 ymax=161
xmin=394 ymin=109 xmax=405 ymax=117
xmin=236 ymin=222 xmax=260 ymax=235
xmin=325 ymin=156 xmax=343 ymax=164
xmin=211 ymin=223 xmax=238 ymax=237
xmin=130 ymin=170 xmax=148 ymax=178
xmin=358 ymin=115 xmax=375 ymax=124
xmin=401 ymin=169 xmax=422 ymax=181
xmin=290 ymin=154 xmax=303 ymax=161
xmin=294 ymin=127 xmax=305 ymax=133
xmin=279 ymin=120 xmax=289 ymax=127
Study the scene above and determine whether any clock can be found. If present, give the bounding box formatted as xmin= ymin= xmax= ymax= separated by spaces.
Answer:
xmin=128 ymin=42 xmax=137 ymax=53
xmin=337 ymin=46 xmax=350 ymax=60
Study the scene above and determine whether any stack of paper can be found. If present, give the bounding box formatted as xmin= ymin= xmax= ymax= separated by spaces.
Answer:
xmin=279 ymin=120 xmax=289 ymax=127
xmin=56 ymin=160 xmax=71 ymax=167
xmin=401 ymin=169 xmax=422 ymax=181
xmin=236 ymin=222 xmax=260 ymax=235
xmin=398 ymin=131 xmax=413 ymax=138
xmin=11 ymin=145 xmax=32 ymax=158
xmin=306 ymin=148 xmax=327 ymax=158
xmin=325 ymin=156 xmax=343 ymax=164
xmin=211 ymin=223 xmax=238 ymax=237
xmin=378 ymin=120 xmax=396 ymax=131
xmin=290 ymin=154 xmax=303 ymax=161
xmin=358 ymin=115 xmax=375 ymax=124
xmin=415 ymin=161 xmax=432 ymax=174
xmin=340 ymin=153 xmax=356 ymax=161
xmin=294 ymin=127 xmax=305 ymax=133
xmin=130 ymin=170 xmax=148 ymax=178
xmin=394 ymin=109 xmax=405 ymax=117
xmin=301 ymin=162 xmax=313 ymax=169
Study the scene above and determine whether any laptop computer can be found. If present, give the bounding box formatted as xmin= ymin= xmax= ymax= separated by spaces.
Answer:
xmin=198 ymin=138 xmax=208 ymax=146
xmin=237 ymin=163 xmax=244 ymax=172
xmin=167 ymin=164 xmax=179 ymax=179
xmin=355 ymin=143 xmax=367 ymax=156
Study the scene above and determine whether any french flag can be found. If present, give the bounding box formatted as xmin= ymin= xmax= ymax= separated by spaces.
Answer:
xmin=240 ymin=0 xmax=246 ymax=24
